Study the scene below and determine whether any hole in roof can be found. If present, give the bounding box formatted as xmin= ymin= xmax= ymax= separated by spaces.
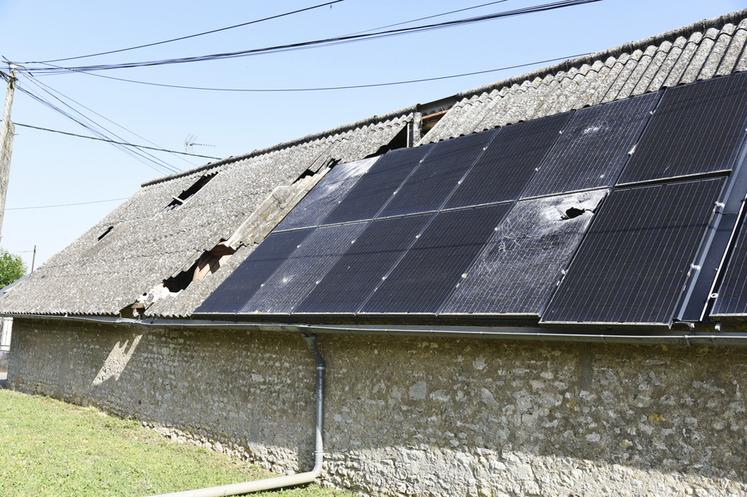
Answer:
xmin=166 ymin=173 xmax=216 ymax=210
xmin=97 ymin=226 xmax=114 ymax=241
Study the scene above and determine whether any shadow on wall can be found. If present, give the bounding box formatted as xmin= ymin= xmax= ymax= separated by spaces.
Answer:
xmin=8 ymin=319 xmax=315 ymax=473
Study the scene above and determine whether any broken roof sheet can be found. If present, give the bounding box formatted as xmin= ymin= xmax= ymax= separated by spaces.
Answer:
xmin=2 ymin=9 xmax=747 ymax=320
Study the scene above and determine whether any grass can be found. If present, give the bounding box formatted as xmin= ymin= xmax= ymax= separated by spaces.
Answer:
xmin=0 ymin=389 xmax=353 ymax=497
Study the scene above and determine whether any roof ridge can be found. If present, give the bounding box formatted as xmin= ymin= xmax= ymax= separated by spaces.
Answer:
xmin=142 ymin=7 xmax=747 ymax=188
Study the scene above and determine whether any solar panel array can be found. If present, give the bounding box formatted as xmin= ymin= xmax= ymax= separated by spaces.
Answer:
xmin=198 ymin=72 xmax=747 ymax=328
xmin=711 ymin=213 xmax=747 ymax=317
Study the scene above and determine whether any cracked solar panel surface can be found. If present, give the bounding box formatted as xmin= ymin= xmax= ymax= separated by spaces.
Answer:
xmin=240 ymin=222 xmax=368 ymax=313
xmin=196 ymin=228 xmax=313 ymax=314
xmin=711 ymin=213 xmax=747 ymax=317
xmin=445 ymin=112 xmax=571 ymax=209
xmin=323 ymin=145 xmax=433 ymax=224
xmin=361 ymin=204 xmax=512 ymax=314
xmin=379 ymin=130 xmax=497 ymax=217
xmin=542 ymin=177 xmax=725 ymax=325
xmin=276 ymin=157 xmax=378 ymax=231
xmin=442 ymin=190 xmax=607 ymax=316
xmin=618 ymin=73 xmax=747 ymax=184
xmin=522 ymin=93 xmax=659 ymax=198
xmin=296 ymin=213 xmax=432 ymax=313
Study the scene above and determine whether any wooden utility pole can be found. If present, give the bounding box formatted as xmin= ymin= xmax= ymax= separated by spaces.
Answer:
xmin=0 ymin=69 xmax=16 ymax=244
xmin=31 ymin=245 xmax=36 ymax=272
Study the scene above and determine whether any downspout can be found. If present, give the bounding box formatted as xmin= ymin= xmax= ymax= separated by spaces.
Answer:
xmin=146 ymin=334 xmax=325 ymax=497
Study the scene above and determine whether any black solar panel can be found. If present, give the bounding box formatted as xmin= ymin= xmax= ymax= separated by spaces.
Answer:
xmin=323 ymin=145 xmax=433 ymax=224
xmin=445 ymin=112 xmax=571 ymax=209
xmin=240 ymin=222 xmax=368 ymax=313
xmin=542 ymin=177 xmax=725 ymax=325
xmin=196 ymin=228 xmax=313 ymax=314
xmin=442 ymin=190 xmax=607 ymax=316
xmin=361 ymin=204 xmax=512 ymax=314
xmin=618 ymin=73 xmax=747 ymax=184
xmin=523 ymin=93 xmax=659 ymax=198
xmin=296 ymin=213 xmax=431 ymax=313
xmin=276 ymin=158 xmax=377 ymax=231
xmin=378 ymin=130 xmax=497 ymax=217
xmin=711 ymin=212 xmax=747 ymax=316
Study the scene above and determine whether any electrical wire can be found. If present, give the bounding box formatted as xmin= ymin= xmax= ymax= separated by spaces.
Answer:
xmin=18 ymin=75 xmax=180 ymax=172
xmin=6 ymin=197 xmax=128 ymax=211
xmin=20 ymin=72 xmax=195 ymax=166
xmin=31 ymin=52 xmax=591 ymax=92
xmin=32 ymin=0 xmax=344 ymax=64
xmin=18 ymin=0 xmax=601 ymax=74
xmin=12 ymin=122 xmax=220 ymax=159
xmin=14 ymin=82 xmax=180 ymax=175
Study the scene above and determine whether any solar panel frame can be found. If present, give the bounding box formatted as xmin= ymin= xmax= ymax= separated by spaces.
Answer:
xmin=522 ymin=93 xmax=659 ymax=198
xmin=441 ymin=189 xmax=607 ymax=317
xmin=541 ymin=177 xmax=726 ymax=326
xmin=322 ymin=145 xmax=434 ymax=225
xmin=239 ymin=222 xmax=369 ymax=314
xmin=617 ymin=73 xmax=747 ymax=185
xmin=445 ymin=112 xmax=571 ymax=209
xmin=275 ymin=157 xmax=378 ymax=231
xmin=378 ymin=130 xmax=497 ymax=217
xmin=196 ymin=228 xmax=313 ymax=314
xmin=359 ymin=203 xmax=512 ymax=314
xmin=295 ymin=213 xmax=432 ymax=314
xmin=710 ymin=207 xmax=747 ymax=317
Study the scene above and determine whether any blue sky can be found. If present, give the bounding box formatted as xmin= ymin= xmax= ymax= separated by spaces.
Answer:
xmin=0 ymin=0 xmax=744 ymax=269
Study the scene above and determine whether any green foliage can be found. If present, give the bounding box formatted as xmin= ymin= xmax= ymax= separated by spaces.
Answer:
xmin=0 ymin=249 xmax=25 ymax=287
xmin=0 ymin=390 xmax=353 ymax=497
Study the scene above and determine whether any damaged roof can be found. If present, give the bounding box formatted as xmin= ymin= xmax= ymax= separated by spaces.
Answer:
xmin=2 ymin=9 xmax=747 ymax=319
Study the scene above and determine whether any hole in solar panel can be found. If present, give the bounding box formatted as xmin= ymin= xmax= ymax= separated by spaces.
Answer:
xmin=562 ymin=207 xmax=587 ymax=220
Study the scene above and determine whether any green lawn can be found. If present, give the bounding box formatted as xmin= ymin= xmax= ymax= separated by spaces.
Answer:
xmin=0 ymin=389 xmax=353 ymax=497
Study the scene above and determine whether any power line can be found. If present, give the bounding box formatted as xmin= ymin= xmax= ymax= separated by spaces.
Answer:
xmin=6 ymin=197 xmax=128 ymax=211
xmin=37 ymin=52 xmax=591 ymax=93
xmin=12 ymin=122 xmax=221 ymax=159
xmin=18 ymin=0 xmax=601 ymax=74
xmin=13 ymin=82 xmax=180 ymax=175
xmin=32 ymin=0 xmax=344 ymax=64
xmin=346 ymin=0 xmax=510 ymax=36
xmin=17 ymin=75 xmax=180 ymax=173
xmin=20 ymin=72 xmax=195 ymax=167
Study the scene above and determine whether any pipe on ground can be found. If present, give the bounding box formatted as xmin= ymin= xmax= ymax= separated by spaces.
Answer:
xmin=145 ymin=334 xmax=325 ymax=497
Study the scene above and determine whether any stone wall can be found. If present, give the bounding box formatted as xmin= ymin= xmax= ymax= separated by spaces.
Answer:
xmin=8 ymin=318 xmax=747 ymax=497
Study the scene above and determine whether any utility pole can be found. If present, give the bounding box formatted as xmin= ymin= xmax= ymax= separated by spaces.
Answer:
xmin=31 ymin=245 xmax=36 ymax=272
xmin=0 ymin=68 xmax=16 ymax=244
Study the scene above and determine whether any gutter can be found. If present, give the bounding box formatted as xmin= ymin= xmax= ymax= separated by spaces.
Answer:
xmin=146 ymin=334 xmax=325 ymax=497
xmin=12 ymin=313 xmax=747 ymax=346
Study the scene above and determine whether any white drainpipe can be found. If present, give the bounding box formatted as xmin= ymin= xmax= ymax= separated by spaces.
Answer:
xmin=146 ymin=334 xmax=325 ymax=497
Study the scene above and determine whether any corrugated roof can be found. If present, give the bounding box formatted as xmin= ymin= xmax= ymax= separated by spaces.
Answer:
xmin=2 ymin=8 xmax=746 ymax=318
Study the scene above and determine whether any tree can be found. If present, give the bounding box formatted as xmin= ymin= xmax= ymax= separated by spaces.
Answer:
xmin=0 ymin=249 xmax=25 ymax=288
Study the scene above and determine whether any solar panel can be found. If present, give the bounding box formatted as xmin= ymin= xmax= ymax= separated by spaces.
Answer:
xmin=711 ymin=212 xmax=747 ymax=317
xmin=296 ymin=213 xmax=431 ymax=313
xmin=442 ymin=190 xmax=607 ymax=316
xmin=240 ymin=222 xmax=368 ymax=314
xmin=276 ymin=157 xmax=377 ymax=231
xmin=445 ymin=112 xmax=571 ymax=209
xmin=360 ymin=204 xmax=512 ymax=314
xmin=323 ymin=145 xmax=433 ymax=224
xmin=522 ymin=93 xmax=659 ymax=198
xmin=618 ymin=73 xmax=747 ymax=185
xmin=378 ymin=130 xmax=497 ymax=217
xmin=196 ymin=228 xmax=313 ymax=314
xmin=542 ymin=177 xmax=725 ymax=325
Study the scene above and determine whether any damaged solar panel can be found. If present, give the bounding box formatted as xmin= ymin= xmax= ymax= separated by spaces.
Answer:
xmin=542 ymin=177 xmax=725 ymax=325
xmin=618 ymin=73 xmax=747 ymax=185
xmin=442 ymin=190 xmax=606 ymax=316
xmin=276 ymin=157 xmax=378 ymax=231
